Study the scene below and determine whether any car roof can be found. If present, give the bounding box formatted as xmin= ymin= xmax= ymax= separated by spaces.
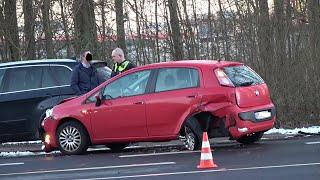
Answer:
xmin=133 ymin=60 xmax=243 ymax=70
xmin=0 ymin=59 xmax=77 ymax=68
xmin=0 ymin=59 xmax=109 ymax=68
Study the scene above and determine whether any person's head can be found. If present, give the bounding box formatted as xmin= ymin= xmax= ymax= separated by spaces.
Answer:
xmin=112 ymin=48 xmax=125 ymax=63
xmin=81 ymin=50 xmax=93 ymax=63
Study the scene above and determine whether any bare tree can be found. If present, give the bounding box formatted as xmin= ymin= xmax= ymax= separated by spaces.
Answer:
xmin=23 ymin=0 xmax=36 ymax=60
xmin=115 ymin=0 xmax=126 ymax=52
xmin=41 ymin=0 xmax=55 ymax=58
xmin=73 ymin=0 xmax=99 ymax=57
xmin=59 ymin=0 xmax=72 ymax=58
xmin=256 ymin=0 xmax=273 ymax=78
xmin=167 ymin=0 xmax=183 ymax=60
xmin=4 ymin=0 xmax=20 ymax=61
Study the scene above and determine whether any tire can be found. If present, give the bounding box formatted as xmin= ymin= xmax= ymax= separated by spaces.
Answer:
xmin=106 ymin=143 xmax=129 ymax=152
xmin=56 ymin=121 xmax=89 ymax=155
xmin=236 ymin=132 xmax=264 ymax=144
xmin=179 ymin=117 xmax=202 ymax=151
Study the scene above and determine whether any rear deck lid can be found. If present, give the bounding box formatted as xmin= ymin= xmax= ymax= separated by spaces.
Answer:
xmin=223 ymin=65 xmax=271 ymax=108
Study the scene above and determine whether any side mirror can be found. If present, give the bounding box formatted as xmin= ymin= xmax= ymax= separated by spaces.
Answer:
xmin=95 ymin=95 xmax=102 ymax=107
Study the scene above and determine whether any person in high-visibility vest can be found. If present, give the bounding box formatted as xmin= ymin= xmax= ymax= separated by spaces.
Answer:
xmin=111 ymin=48 xmax=136 ymax=78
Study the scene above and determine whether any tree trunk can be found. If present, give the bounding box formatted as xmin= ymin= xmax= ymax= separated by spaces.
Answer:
xmin=217 ymin=0 xmax=230 ymax=60
xmin=99 ymin=0 xmax=107 ymax=62
xmin=73 ymin=0 xmax=98 ymax=57
xmin=115 ymin=0 xmax=126 ymax=53
xmin=256 ymin=0 xmax=273 ymax=79
xmin=41 ymin=0 xmax=55 ymax=58
xmin=59 ymin=0 xmax=72 ymax=58
xmin=155 ymin=0 xmax=161 ymax=62
xmin=168 ymin=0 xmax=183 ymax=60
xmin=23 ymin=0 xmax=36 ymax=60
xmin=4 ymin=0 xmax=20 ymax=61
xmin=182 ymin=0 xmax=195 ymax=59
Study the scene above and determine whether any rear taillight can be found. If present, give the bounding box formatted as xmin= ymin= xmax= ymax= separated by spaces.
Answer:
xmin=214 ymin=68 xmax=234 ymax=87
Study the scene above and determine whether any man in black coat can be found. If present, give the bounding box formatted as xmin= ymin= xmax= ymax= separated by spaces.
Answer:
xmin=70 ymin=51 xmax=102 ymax=95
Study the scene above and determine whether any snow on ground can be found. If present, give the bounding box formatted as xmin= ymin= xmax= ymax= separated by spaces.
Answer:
xmin=265 ymin=126 xmax=320 ymax=135
xmin=0 ymin=151 xmax=59 ymax=157
xmin=2 ymin=140 xmax=41 ymax=145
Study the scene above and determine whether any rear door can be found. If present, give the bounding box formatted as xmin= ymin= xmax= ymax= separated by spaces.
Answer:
xmin=145 ymin=67 xmax=202 ymax=136
xmin=0 ymin=66 xmax=43 ymax=139
xmin=223 ymin=65 xmax=271 ymax=108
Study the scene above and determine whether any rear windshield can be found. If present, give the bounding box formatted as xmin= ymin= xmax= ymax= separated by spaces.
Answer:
xmin=223 ymin=65 xmax=264 ymax=87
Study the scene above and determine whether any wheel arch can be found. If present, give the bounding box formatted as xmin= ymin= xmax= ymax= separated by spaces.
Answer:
xmin=57 ymin=117 xmax=92 ymax=145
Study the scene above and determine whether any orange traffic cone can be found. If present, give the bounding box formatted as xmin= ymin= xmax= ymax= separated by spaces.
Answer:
xmin=197 ymin=132 xmax=218 ymax=169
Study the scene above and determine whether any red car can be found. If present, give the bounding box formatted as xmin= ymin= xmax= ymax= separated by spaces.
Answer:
xmin=42 ymin=60 xmax=276 ymax=155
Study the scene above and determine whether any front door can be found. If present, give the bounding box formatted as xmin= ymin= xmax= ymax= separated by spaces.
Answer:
xmin=90 ymin=70 xmax=152 ymax=140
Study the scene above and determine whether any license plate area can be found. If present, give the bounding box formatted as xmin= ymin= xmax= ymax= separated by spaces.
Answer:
xmin=254 ymin=110 xmax=271 ymax=120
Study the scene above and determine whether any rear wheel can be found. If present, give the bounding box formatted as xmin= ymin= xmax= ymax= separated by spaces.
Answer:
xmin=56 ymin=121 xmax=89 ymax=155
xmin=236 ymin=132 xmax=264 ymax=144
xmin=106 ymin=143 xmax=129 ymax=152
xmin=179 ymin=118 xmax=202 ymax=151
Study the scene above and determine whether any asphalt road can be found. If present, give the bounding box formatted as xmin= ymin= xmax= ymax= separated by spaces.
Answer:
xmin=0 ymin=136 xmax=319 ymax=180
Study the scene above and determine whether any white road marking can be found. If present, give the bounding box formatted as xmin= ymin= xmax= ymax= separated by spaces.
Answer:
xmin=305 ymin=141 xmax=320 ymax=145
xmin=119 ymin=150 xmax=200 ymax=158
xmin=0 ymin=162 xmax=24 ymax=167
xmin=0 ymin=162 xmax=175 ymax=176
xmin=76 ymin=162 xmax=320 ymax=180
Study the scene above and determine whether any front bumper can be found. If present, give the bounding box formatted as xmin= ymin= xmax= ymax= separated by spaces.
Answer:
xmin=41 ymin=117 xmax=59 ymax=152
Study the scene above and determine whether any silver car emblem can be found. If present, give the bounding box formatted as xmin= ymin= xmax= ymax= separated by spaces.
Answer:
xmin=255 ymin=90 xmax=259 ymax=96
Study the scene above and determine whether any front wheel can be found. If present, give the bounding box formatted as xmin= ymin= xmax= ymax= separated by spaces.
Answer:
xmin=56 ymin=121 xmax=89 ymax=155
xmin=236 ymin=132 xmax=264 ymax=144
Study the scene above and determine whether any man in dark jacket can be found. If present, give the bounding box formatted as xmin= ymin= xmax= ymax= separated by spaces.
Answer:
xmin=111 ymin=48 xmax=136 ymax=78
xmin=71 ymin=51 xmax=102 ymax=95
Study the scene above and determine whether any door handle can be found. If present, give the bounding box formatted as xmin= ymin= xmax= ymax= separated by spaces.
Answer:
xmin=186 ymin=95 xmax=197 ymax=98
xmin=134 ymin=101 xmax=144 ymax=105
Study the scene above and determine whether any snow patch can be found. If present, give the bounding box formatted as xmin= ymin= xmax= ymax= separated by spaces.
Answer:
xmin=0 ymin=151 xmax=59 ymax=157
xmin=2 ymin=140 xmax=41 ymax=145
xmin=265 ymin=126 xmax=320 ymax=135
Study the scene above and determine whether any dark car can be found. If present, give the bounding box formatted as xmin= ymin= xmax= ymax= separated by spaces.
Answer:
xmin=42 ymin=60 xmax=276 ymax=155
xmin=0 ymin=59 xmax=111 ymax=143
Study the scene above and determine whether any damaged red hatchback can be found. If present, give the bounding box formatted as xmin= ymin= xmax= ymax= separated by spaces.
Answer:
xmin=42 ymin=60 xmax=275 ymax=155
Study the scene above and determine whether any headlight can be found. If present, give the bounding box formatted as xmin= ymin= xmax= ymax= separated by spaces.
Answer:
xmin=45 ymin=108 xmax=53 ymax=119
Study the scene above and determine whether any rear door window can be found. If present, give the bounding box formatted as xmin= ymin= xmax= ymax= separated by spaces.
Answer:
xmin=42 ymin=66 xmax=58 ymax=88
xmin=50 ymin=66 xmax=72 ymax=86
xmin=155 ymin=68 xmax=199 ymax=92
xmin=223 ymin=65 xmax=264 ymax=87
xmin=5 ymin=66 xmax=42 ymax=92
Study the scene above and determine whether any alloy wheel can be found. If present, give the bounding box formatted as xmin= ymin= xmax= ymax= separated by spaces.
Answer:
xmin=59 ymin=126 xmax=82 ymax=152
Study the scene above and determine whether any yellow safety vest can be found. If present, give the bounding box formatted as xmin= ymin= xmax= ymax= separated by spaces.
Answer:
xmin=114 ymin=60 xmax=130 ymax=73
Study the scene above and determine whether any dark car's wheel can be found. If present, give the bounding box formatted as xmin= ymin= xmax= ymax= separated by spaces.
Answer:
xmin=56 ymin=121 xmax=89 ymax=155
xmin=179 ymin=118 xmax=202 ymax=151
xmin=106 ymin=143 xmax=129 ymax=152
xmin=236 ymin=132 xmax=264 ymax=144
